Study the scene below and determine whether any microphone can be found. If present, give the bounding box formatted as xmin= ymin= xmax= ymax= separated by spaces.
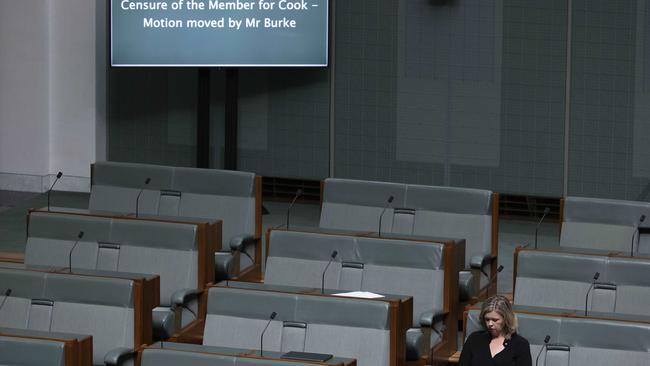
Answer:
xmin=534 ymin=207 xmax=550 ymax=249
xmin=378 ymin=195 xmax=394 ymax=237
xmin=0 ymin=289 xmax=12 ymax=314
xmin=630 ymin=214 xmax=646 ymax=257
xmin=47 ymin=171 xmax=63 ymax=212
xmin=285 ymin=188 xmax=303 ymax=229
xmin=68 ymin=231 xmax=85 ymax=273
xmin=535 ymin=335 xmax=551 ymax=366
xmin=488 ymin=265 xmax=504 ymax=286
xmin=260 ymin=311 xmax=277 ymax=357
xmin=321 ymin=250 xmax=338 ymax=294
xmin=584 ymin=272 xmax=600 ymax=316
xmin=135 ymin=177 xmax=151 ymax=218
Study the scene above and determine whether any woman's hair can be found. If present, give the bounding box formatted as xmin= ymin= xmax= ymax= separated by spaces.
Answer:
xmin=479 ymin=295 xmax=518 ymax=338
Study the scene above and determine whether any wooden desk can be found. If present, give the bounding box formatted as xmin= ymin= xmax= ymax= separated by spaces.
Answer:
xmin=137 ymin=342 xmax=357 ymax=366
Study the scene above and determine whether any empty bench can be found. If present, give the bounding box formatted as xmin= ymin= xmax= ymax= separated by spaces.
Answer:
xmin=88 ymin=161 xmax=261 ymax=279
xmin=0 ymin=327 xmax=92 ymax=366
xmin=320 ymin=178 xmax=498 ymax=300
xmin=514 ymin=247 xmax=650 ymax=317
xmin=175 ymin=286 xmax=401 ymax=366
xmin=25 ymin=210 xmax=218 ymax=338
xmin=560 ymin=196 xmax=650 ymax=253
xmin=264 ymin=228 xmax=460 ymax=359
xmin=0 ymin=267 xmax=155 ymax=365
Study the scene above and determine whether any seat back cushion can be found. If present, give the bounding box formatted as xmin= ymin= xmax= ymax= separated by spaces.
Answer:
xmin=560 ymin=222 xmax=635 ymax=251
xmin=0 ymin=336 xmax=65 ymax=366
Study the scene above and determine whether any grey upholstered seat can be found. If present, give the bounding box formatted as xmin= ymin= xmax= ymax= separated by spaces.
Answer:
xmin=0 ymin=267 xmax=137 ymax=365
xmin=264 ymin=229 xmax=459 ymax=360
xmin=201 ymin=286 xmax=393 ymax=366
xmin=88 ymin=161 xmax=259 ymax=277
xmin=320 ymin=178 xmax=496 ymax=299
xmin=0 ymin=328 xmax=91 ymax=366
xmin=560 ymin=196 xmax=650 ymax=253
xmin=24 ymin=211 xmax=206 ymax=338
xmin=265 ymin=230 xmax=447 ymax=327
xmin=465 ymin=307 xmax=650 ymax=366
xmin=514 ymin=249 xmax=650 ymax=317
xmin=0 ymin=335 xmax=67 ymax=366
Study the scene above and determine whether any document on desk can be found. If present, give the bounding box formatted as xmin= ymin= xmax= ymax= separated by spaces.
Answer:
xmin=332 ymin=291 xmax=385 ymax=299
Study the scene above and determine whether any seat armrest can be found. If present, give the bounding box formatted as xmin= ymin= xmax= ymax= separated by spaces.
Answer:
xmin=419 ymin=309 xmax=447 ymax=328
xmin=104 ymin=347 xmax=135 ymax=366
xmin=470 ymin=254 xmax=494 ymax=270
xmin=229 ymin=234 xmax=255 ymax=252
xmin=215 ymin=251 xmax=239 ymax=282
xmin=406 ymin=328 xmax=429 ymax=361
xmin=152 ymin=307 xmax=176 ymax=339
xmin=459 ymin=270 xmax=479 ymax=301
xmin=171 ymin=288 xmax=201 ymax=308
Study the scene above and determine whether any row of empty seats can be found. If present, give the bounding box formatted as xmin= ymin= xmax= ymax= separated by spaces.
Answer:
xmin=514 ymin=248 xmax=650 ymax=317
xmin=320 ymin=178 xmax=498 ymax=300
xmin=88 ymin=162 xmax=261 ymax=280
xmin=560 ymin=196 xmax=650 ymax=254
xmin=173 ymin=285 xmax=396 ymax=366
xmin=23 ymin=210 xmax=219 ymax=338
xmin=263 ymin=228 xmax=461 ymax=359
xmin=0 ymin=266 xmax=157 ymax=365
xmin=7 ymin=161 xmax=650 ymax=365
xmin=0 ymin=327 xmax=92 ymax=366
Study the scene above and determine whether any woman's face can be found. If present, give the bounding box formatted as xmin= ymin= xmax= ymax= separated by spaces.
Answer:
xmin=484 ymin=311 xmax=504 ymax=337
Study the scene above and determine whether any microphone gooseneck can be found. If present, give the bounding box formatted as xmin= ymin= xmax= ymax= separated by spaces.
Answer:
xmin=535 ymin=335 xmax=551 ymax=366
xmin=47 ymin=171 xmax=63 ymax=212
xmin=68 ymin=231 xmax=85 ymax=273
xmin=260 ymin=311 xmax=277 ymax=357
xmin=285 ymin=188 xmax=303 ymax=229
xmin=584 ymin=272 xmax=600 ymax=316
xmin=135 ymin=177 xmax=151 ymax=218
xmin=0 ymin=288 xmax=12 ymax=314
xmin=534 ymin=207 xmax=550 ymax=249
xmin=378 ymin=195 xmax=394 ymax=237
xmin=631 ymin=214 xmax=646 ymax=257
xmin=321 ymin=250 xmax=338 ymax=294
xmin=488 ymin=265 xmax=504 ymax=285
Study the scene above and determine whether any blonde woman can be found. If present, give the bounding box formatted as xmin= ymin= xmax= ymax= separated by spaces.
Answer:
xmin=459 ymin=295 xmax=531 ymax=366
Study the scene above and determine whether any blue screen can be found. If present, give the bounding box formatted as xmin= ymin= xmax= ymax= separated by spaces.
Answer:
xmin=111 ymin=0 xmax=329 ymax=67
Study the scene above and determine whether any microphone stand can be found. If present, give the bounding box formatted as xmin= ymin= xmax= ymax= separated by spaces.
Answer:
xmin=584 ymin=272 xmax=600 ymax=316
xmin=68 ymin=231 xmax=85 ymax=273
xmin=534 ymin=207 xmax=550 ymax=249
xmin=378 ymin=195 xmax=394 ymax=237
xmin=630 ymin=214 xmax=646 ymax=257
xmin=260 ymin=311 xmax=277 ymax=357
xmin=135 ymin=177 xmax=151 ymax=218
xmin=286 ymin=189 xmax=303 ymax=229
xmin=535 ymin=335 xmax=551 ymax=366
xmin=321 ymin=250 xmax=338 ymax=294
xmin=47 ymin=172 xmax=63 ymax=212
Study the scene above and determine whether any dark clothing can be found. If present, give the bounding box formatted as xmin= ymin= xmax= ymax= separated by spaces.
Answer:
xmin=459 ymin=331 xmax=532 ymax=366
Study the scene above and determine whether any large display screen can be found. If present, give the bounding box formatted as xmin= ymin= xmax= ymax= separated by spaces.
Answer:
xmin=111 ymin=0 xmax=329 ymax=67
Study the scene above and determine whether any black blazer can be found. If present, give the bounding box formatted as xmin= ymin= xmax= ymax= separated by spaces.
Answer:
xmin=459 ymin=331 xmax=532 ymax=366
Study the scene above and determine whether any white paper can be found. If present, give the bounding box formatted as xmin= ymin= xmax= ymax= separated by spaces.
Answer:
xmin=332 ymin=291 xmax=385 ymax=299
